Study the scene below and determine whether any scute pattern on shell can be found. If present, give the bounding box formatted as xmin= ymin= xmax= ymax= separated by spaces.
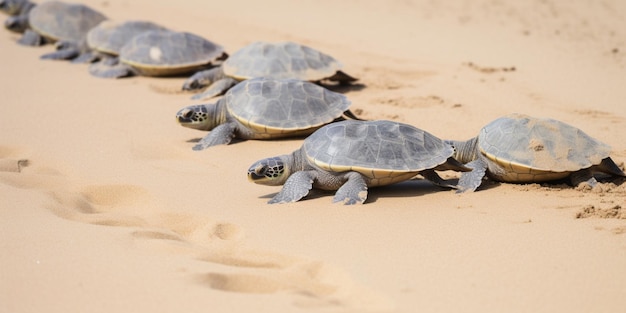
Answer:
xmin=303 ymin=120 xmax=453 ymax=175
xmin=29 ymin=1 xmax=106 ymax=42
xmin=226 ymin=77 xmax=351 ymax=134
xmin=222 ymin=41 xmax=342 ymax=81
xmin=86 ymin=20 xmax=168 ymax=55
xmin=120 ymin=30 xmax=224 ymax=69
xmin=479 ymin=114 xmax=612 ymax=172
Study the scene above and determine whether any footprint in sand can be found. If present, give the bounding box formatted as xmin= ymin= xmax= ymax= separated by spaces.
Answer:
xmin=198 ymin=262 xmax=394 ymax=310
xmin=0 ymin=145 xmax=29 ymax=173
xmin=3 ymin=154 xmax=390 ymax=310
xmin=0 ymin=159 xmax=28 ymax=173
xmin=48 ymin=184 xmax=152 ymax=227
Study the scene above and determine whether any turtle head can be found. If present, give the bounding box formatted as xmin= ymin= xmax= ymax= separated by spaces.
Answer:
xmin=445 ymin=138 xmax=479 ymax=164
xmin=176 ymin=102 xmax=225 ymax=131
xmin=4 ymin=14 xmax=28 ymax=33
xmin=0 ymin=0 xmax=33 ymax=16
xmin=247 ymin=156 xmax=291 ymax=186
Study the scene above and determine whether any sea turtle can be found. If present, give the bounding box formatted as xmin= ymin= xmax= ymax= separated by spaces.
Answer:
xmin=88 ymin=29 xmax=226 ymax=78
xmin=176 ymin=77 xmax=361 ymax=151
xmin=447 ymin=113 xmax=626 ymax=192
xmin=78 ymin=19 xmax=169 ymax=64
xmin=248 ymin=120 xmax=471 ymax=204
xmin=2 ymin=0 xmax=34 ymax=34
xmin=182 ymin=41 xmax=358 ymax=100
xmin=1 ymin=0 xmax=35 ymax=33
xmin=9 ymin=1 xmax=107 ymax=60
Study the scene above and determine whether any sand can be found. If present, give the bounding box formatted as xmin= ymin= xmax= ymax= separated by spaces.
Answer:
xmin=1 ymin=0 xmax=626 ymax=312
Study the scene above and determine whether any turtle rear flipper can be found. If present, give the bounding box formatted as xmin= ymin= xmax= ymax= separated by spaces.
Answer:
xmin=571 ymin=157 xmax=626 ymax=187
xmin=457 ymin=158 xmax=488 ymax=193
xmin=190 ymin=77 xmax=238 ymax=100
xmin=88 ymin=61 xmax=134 ymax=78
xmin=421 ymin=169 xmax=459 ymax=189
xmin=326 ymin=70 xmax=358 ymax=85
xmin=595 ymin=157 xmax=626 ymax=177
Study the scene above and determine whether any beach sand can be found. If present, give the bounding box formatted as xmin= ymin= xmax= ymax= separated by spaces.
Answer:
xmin=1 ymin=0 xmax=625 ymax=312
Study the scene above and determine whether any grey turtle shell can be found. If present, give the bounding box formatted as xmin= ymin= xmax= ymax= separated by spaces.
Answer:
xmin=223 ymin=41 xmax=344 ymax=81
xmin=225 ymin=77 xmax=351 ymax=137
xmin=303 ymin=120 xmax=455 ymax=186
xmin=119 ymin=30 xmax=225 ymax=76
xmin=86 ymin=20 xmax=168 ymax=56
xmin=28 ymin=1 xmax=106 ymax=42
xmin=478 ymin=113 xmax=613 ymax=182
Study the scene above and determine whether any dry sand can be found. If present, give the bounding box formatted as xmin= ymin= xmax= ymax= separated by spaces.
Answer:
xmin=1 ymin=0 xmax=626 ymax=312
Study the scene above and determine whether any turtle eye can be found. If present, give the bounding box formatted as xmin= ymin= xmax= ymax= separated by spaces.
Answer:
xmin=253 ymin=164 xmax=267 ymax=176
xmin=182 ymin=109 xmax=194 ymax=120
xmin=255 ymin=162 xmax=283 ymax=179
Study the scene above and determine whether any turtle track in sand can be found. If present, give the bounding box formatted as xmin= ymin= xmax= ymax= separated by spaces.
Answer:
xmin=0 ymin=146 xmax=392 ymax=310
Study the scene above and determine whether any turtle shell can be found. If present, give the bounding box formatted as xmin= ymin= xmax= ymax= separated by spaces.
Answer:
xmin=225 ymin=77 xmax=351 ymax=138
xmin=86 ymin=20 xmax=168 ymax=56
xmin=303 ymin=120 xmax=454 ymax=186
xmin=478 ymin=113 xmax=612 ymax=182
xmin=119 ymin=30 xmax=225 ymax=76
xmin=28 ymin=1 xmax=106 ymax=42
xmin=222 ymin=41 xmax=343 ymax=81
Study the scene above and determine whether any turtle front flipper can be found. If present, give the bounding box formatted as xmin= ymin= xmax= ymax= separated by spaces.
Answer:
xmin=269 ymin=171 xmax=315 ymax=204
xmin=182 ymin=67 xmax=225 ymax=91
xmin=40 ymin=42 xmax=80 ymax=60
xmin=88 ymin=60 xmax=135 ymax=78
xmin=457 ymin=158 xmax=488 ymax=193
xmin=333 ymin=172 xmax=368 ymax=205
xmin=190 ymin=77 xmax=239 ymax=100
xmin=71 ymin=50 xmax=100 ymax=64
xmin=17 ymin=29 xmax=44 ymax=46
xmin=192 ymin=122 xmax=237 ymax=151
